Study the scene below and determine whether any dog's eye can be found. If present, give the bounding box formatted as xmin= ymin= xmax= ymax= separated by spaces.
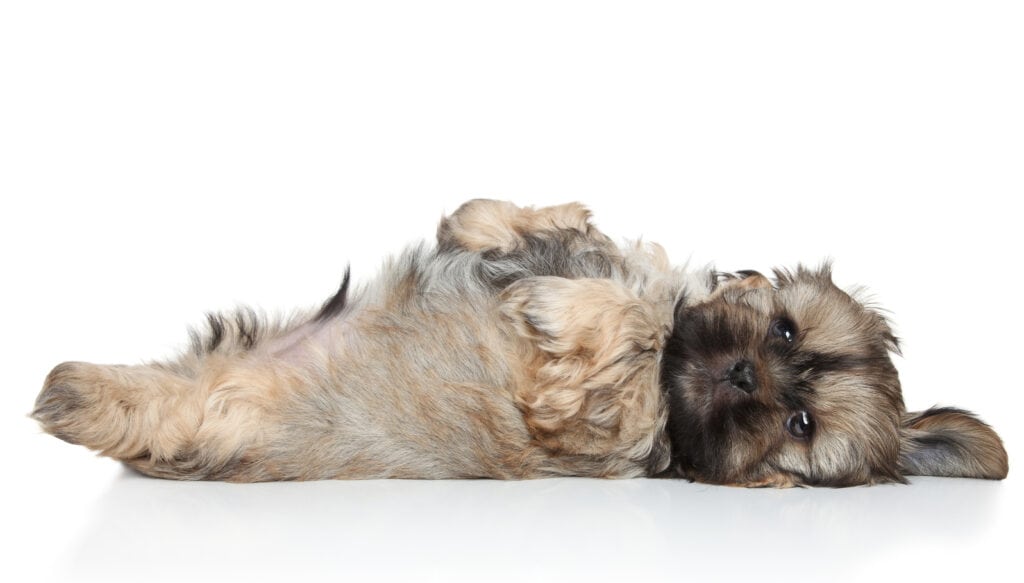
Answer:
xmin=786 ymin=411 xmax=814 ymax=440
xmin=770 ymin=318 xmax=797 ymax=342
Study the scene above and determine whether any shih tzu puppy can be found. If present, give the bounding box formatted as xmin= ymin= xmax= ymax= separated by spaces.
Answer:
xmin=32 ymin=200 xmax=1008 ymax=486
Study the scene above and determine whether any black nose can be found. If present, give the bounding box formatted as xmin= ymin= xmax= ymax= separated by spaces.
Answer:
xmin=727 ymin=360 xmax=757 ymax=394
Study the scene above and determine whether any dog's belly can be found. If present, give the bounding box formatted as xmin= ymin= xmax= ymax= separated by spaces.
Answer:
xmin=256 ymin=276 xmax=539 ymax=479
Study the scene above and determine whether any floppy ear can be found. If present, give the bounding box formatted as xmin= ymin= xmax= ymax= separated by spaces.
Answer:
xmin=899 ymin=407 xmax=1008 ymax=479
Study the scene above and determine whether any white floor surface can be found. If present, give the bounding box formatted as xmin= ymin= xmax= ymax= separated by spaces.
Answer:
xmin=3 ymin=2 xmax=1021 ymax=582
xmin=7 ymin=439 xmax=1019 ymax=583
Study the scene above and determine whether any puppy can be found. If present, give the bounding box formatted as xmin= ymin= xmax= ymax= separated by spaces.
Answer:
xmin=32 ymin=200 xmax=1008 ymax=486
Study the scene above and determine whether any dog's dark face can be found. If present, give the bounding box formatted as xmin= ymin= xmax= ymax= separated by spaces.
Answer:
xmin=661 ymin=266 xmax=1008 ymax=487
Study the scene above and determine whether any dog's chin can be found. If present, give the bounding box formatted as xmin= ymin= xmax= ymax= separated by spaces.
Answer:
xmin=664 ymin=374 xmax=752 ymax=483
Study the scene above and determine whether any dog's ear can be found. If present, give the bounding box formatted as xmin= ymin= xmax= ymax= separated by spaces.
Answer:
xmin=899 ymin=407 xmax=1008 ymax=479
xmin=710 ymin=270 xmax=772 ymax=298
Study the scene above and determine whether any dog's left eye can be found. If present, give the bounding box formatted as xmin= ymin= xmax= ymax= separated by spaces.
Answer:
xmin=770 ymin=318 xmax=797 ymax=342
xmin=786 ymin=411 xmax=815 ymax=440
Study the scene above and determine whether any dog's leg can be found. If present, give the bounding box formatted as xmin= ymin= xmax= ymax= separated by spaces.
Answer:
xmin=500 ymin=276 xmax=672 ymax=474
xmin=31 ymin=306 xmax=327 ymax=481
xmin=437 ymin=199 xmax=634 ymax=290
xmin=437 ymin=199 xmax=610 ymax=253
xmin=32 ymin=353 xmax=300 ymax=480
xmin=440 ymin=197 xmax=688 ymax=325
xmin=34 ymin=361 xmax=197 ymax=465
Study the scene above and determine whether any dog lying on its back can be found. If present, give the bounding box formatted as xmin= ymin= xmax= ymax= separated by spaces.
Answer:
xmin=32 ymin=200 xmax=1008 ymax=486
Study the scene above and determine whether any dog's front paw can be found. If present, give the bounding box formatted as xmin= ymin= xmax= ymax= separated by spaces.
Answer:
xmin=500 ymin=277 xmax=663 ymax=360
xmin=500 ymin=277 xmax=667 ymax=459
xmin=729 ymin=474 xmax=801 ymax=488
xmin=437 ymin=199 xmax=594 ymax=254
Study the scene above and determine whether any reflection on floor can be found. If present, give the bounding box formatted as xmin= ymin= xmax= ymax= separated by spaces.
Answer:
xmin=52 ymin=469 xmax=1005 ymax=582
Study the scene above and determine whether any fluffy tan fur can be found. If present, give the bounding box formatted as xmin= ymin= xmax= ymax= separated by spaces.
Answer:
xmin=32 ymin=200 xmax=1008 ymax=486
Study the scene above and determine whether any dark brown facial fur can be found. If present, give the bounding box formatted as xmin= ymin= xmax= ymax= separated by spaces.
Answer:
xmin=661 ymin=265 xmax=1008 ymax=487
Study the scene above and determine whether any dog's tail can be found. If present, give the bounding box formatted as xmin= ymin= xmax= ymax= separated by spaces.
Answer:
xmin=313 ymin=266 xmax=352 ymax=322
xmin=186 ymin=266 xmax=352 ymax=359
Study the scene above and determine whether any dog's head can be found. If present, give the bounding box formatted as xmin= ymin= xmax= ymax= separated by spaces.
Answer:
xmin=661 ymin=265 xmax=1008 ymax=487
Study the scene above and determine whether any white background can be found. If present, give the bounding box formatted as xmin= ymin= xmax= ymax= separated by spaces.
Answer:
xmin=1 ymin=1 xmax=1021 ymax=581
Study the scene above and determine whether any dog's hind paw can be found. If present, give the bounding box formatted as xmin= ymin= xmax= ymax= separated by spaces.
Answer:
xmin=31 ymin=361 xmax=141 ymax=456
xmin=32 ymin=362 xmax=95 ymax=445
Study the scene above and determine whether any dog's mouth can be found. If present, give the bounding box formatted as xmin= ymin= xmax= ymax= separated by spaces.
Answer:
xmin=682 ymin=357 xmax=763 ymax=409
xmin=701 ymin=377 xmax=748 ymax=413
